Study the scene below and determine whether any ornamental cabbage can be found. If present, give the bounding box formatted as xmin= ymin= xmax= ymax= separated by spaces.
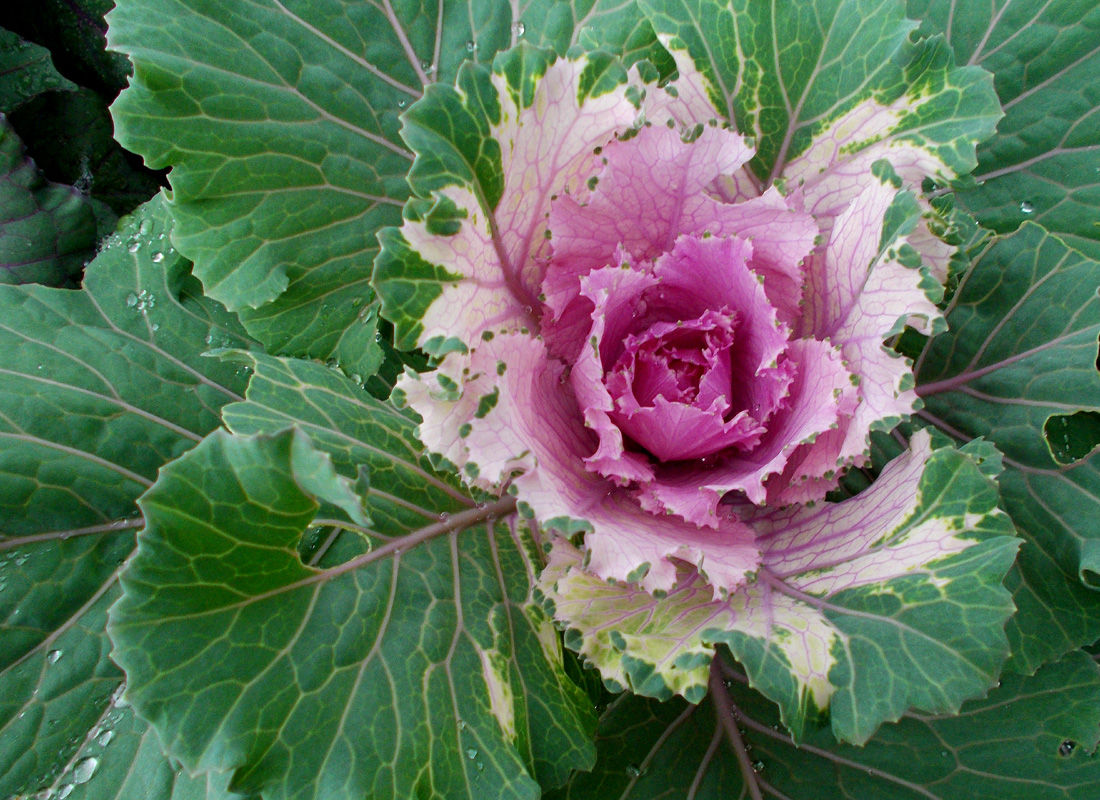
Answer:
xmin=379 ymin=44 xmax=1016 ymax=740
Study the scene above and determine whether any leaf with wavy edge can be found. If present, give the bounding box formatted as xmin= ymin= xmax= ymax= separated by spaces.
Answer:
xmin=548 ymin=650 xmax=1100 ymax=800
xmin=916 ymin=222 xmax=1100 ymax=673
xmin=537 ymin=431 xmax=1019 ymax=745
xmin=109 ymin=348 xmax=598 ymax=798
xmin=0 ymin=28 xmax=77 ymax=113
xmin=104 ymin=0 xmax=672 ymax=375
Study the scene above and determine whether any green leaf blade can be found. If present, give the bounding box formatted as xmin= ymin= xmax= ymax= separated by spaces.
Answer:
xmin=916 ymin=222 xmax=1100 ymax=672
xmin=0 ymin=196 xmax=254 ymax=797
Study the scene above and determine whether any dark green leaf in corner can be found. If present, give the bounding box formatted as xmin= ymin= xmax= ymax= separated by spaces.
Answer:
xmin=0 ymin=196 xmax=254 ymax=798
xmin=916 ymin=223 xmax=1100 ymax=673
xmin=910 ymin=0 xmax=1100 ymax=259
xmin=550 ymin=651 xmax=1100 ymax=800
xmin=0 ymin=26 xmax=77 ymax=113
xmin=0 ymin=116 xmax=96 ymax=286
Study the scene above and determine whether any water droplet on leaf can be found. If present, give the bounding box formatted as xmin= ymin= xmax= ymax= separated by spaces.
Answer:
xmin=465 ymin=41 xmax=477 ymax=53
xmin=46 ymin=650 xmax=62 ymax=664
xmin=125 ymin=293 xmax=138 ymax=307
xmin=1020 ymin=200 xmax=1034 ymax=214
xmin=512 ymin=21 xmax=525 ymax=36
xmin=97 ymin=730 xmax=114 ymax=746
xmin=72 ymin=757 xmax=98 ymax=784
xmin=625 ymin=764 xmax=647 ymax=778
xmin=466 ymin=748 xmax=478 ymax=759
xmin=151 ymin=252 xmax=164 ymax=263
xmin=1060 ymin=740 xmax=1076 ymax=757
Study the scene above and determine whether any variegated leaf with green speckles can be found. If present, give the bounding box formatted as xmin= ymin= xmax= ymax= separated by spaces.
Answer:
xmin=909 ymin=0 xmax=1100 ymax=260
xmin=638 ymin=0 xmax=1000 ymax=187
xmin=374 ymin=44 xmax=648 ymax=355
xmin=104 ymin=0 xmax=667 ymax=375
xmin=107 ymin=351 xmax=596 ymax=800
xmin=0 ymin=196 xmax=254 ymax=799
xmin=915 ymin=223 xmax=1100 ymax=674
xmin=548 ymin=650 xmax=1100 ymax=800
xmin=537 ymin=431 xmax=1019 ymax=745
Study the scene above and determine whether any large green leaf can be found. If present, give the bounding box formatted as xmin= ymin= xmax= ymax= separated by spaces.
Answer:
xmin=104 ymin=0 xmax=660 ymax=376
xmin=549 ymin=650 xmax=1100 ymax=800
xmin=916 ymin=223 xmax=1100 ymax=672
xmin=106 ymin=420 xmax=594 ymax=800
xmin=108 ymin=352 xmax=596 ymax=799
xmin=639 ymin=0 xmax=1000 ymax=185
xmin=909 ymin=0 xmax=1100 ymax=259
xmin=0 ymin=115 xmax=96 ymax=286
xmin=0 ymin=26 xmax=76 ymax=113
xmin=0 ymin=196 xmax=254 ymax=798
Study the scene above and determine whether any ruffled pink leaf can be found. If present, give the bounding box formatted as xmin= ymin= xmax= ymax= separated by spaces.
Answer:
xmin=793 ymin=179 xmax=942 ymax=492
xmin=571 ymin=258 xmax=658 ymax=484
xmin=636 ymin=337 xmax=851 ymax=523
xmin=400 ymin=333 xmax=759 ymax=594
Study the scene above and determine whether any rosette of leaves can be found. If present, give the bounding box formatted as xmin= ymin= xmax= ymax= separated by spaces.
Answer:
xmin=1 ymin=1 xmax=1099 ymax=799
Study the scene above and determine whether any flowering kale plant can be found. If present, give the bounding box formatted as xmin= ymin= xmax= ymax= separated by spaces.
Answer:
xmin=1 ymin=1 xmax=1100 ymax=799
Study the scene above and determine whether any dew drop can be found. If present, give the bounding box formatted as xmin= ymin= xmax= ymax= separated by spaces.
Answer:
xmin=151 ymin=252 xmax=164 ymax=263
xmin=138 ymin=219 xmax=153 ymax=235
xmin=476 ymin=761 xmax=484 ymax=772
xmin=46 ymin=650 xmax=62 ymax=665
xmin=465 ymin=40 xmax=477 ymax=53
xmin=751 ymin=760 xmax=765 ymax=773
xmin=127 ymin=241 xmax=140 ymax=253
xmin=1020 ymin=200 xmax=1034 ymax=214
xmin=397 ymin=99 xmax=407 ymax=109
xmin=204 ymin=333 xmax=214 ymax=344
xmin=1060 ymin=740 xmax=1076 ymax=757
xmin=72 ymin=757 xmax=98 ymax=784
xmin=458 ymin=719 xmax=467 ymax=730
xmin=465 ymin=748 xmax=478 ymax=759
xmin=57 ymin=783 xmax=75 ymax=799
xmin=125 ymin=292 xmax=138 ymax=308
xmin=97 ymin=730 xmax=114 ymax=746
xmin=625 ymin=764 xmax=647 ymax=778
xmin=512 ymin=21 xmax=525 ymax=37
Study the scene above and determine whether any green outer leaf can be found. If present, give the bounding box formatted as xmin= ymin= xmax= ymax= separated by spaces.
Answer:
xmin=107 ymin=423 xmax=594 ymax=799
xmin=909 ymin=0 xmax=1100 ymax=259
xmin=218 ymin=351 xmax=597 ymax=791
xmin=916 ymin=223 xmax=1100 ymax=672
xmin=639 ymin=0 xmax=999 ymax=183
xmin=0 ymin=115 xmax=96 ymax=286
xmin=104 ymin=0 xmax=420 ymax=375
xmin=549 ymin=650 xmax=1100 ymax=800
xmin=0 ymin=196 xmax=253 ymax=797
xmin=0 ymin=27 xmax=76 ymax=113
